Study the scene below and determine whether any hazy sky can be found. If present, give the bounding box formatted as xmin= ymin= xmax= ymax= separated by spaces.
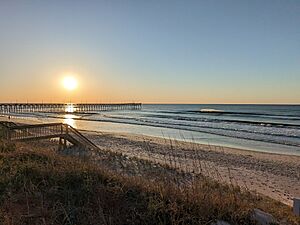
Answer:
xmin=0 ymin=0 xmax=299 ymax=104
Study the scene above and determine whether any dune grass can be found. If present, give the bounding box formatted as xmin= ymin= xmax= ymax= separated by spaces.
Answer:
xmin=0 ymin=140 xmax=299 ymax=225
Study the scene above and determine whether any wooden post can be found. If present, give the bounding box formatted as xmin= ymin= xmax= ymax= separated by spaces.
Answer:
xmin=294 ymin=197 xmax=300 ymax=216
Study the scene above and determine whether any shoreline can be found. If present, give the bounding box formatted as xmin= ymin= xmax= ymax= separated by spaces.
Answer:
xmin=87 ymin=129 xmax=300 ymax=159
xmin=2 ymin=114 xmax=300 ymax=157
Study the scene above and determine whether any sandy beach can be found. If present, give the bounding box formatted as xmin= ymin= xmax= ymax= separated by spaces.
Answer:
xmin=83 ymin=130 xmax=300 ymax=206
xmin=1 ymin=116 xmax=300 ymax=206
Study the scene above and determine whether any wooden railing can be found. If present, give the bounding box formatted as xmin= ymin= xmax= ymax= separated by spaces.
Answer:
xmin=0 ymin=121 xmax=18 ymax=128
xmin=0 ymin=122 xmax=99 ymax=151
xmin=66 ymin=125 xmax=99 ymax=150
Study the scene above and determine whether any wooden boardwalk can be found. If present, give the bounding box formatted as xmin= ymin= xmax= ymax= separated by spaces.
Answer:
xmin=0 ymin=122 xmax=99 ymax=151
xmin=0 ymin=103 xmax=142 ymax=113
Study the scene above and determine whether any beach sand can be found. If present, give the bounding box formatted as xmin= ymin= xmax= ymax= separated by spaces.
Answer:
xmin=1 ymin=116 xmax=299 ymax=206
xmin=83 ymin=130 xmax=300 ymax=206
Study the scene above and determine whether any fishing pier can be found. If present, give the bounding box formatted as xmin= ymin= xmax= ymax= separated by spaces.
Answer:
xmin=0 ymin=103 xmax=142 ymax=114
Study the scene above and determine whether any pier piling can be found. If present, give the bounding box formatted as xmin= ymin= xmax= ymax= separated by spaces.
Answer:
xmin=0 ymin=103 xmax=142 ymax=114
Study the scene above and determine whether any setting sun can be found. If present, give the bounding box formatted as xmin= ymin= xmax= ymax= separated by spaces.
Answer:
xmin=62 ymin=76 xmax=78 ymax=91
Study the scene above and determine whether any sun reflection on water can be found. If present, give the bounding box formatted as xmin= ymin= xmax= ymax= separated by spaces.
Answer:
xmin=63 ymin=114 xmax=77 ymax=128
xmin=65 ymin=104 xmax=76 ymax=113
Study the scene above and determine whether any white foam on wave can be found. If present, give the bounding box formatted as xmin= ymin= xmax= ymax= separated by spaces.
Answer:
xmin=200 ymin=108 xmax=223 ymax=113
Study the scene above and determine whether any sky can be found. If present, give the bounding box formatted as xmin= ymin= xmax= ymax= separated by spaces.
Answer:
xmin=0 ymin=0 xmax=299 ymax=104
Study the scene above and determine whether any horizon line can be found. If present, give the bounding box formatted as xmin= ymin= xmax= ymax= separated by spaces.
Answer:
xmin=0 ymin=102 xmax=299 ymax=105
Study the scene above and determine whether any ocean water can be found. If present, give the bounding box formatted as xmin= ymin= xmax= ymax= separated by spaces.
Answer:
xmin=6 ymin=104 xmax=300 ymax=156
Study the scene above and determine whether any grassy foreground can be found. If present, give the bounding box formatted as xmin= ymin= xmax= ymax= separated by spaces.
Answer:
xmin=0 ymin=140 xmax=299 ymax=225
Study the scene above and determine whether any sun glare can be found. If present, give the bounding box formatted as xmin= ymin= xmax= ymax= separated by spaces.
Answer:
xmin=65 ymin=104 xmax=75 ymax=113
xmin=63 ymin=76 xmax=78 ymax=91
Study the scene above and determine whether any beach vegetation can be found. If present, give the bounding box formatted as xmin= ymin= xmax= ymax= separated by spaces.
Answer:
xmin=0 ymin=140 xmax=299 ymax=225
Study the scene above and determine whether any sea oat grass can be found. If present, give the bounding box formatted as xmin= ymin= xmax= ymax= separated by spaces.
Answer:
xmin=0 ymin=141 xmax=299 ymax=225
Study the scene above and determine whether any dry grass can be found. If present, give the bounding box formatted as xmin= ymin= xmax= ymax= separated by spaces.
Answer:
xmin=0 ymin=140 xmax=299 ymax=225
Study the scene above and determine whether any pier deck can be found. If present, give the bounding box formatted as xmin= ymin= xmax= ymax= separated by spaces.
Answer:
xmin=0 ymin=103 xmax=141 ymax=113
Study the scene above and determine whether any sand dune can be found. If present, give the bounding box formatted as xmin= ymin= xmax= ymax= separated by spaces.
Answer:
xmin=84 ymin=131 xmax=300 ymax=206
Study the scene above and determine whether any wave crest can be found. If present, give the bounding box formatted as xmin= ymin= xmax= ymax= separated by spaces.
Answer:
xmin=200 ymin=108 xmax=223 ymax=113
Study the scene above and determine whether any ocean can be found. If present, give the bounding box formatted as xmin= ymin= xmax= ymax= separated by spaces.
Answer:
xmin=6 ymin=104 xmax=300 ymax=156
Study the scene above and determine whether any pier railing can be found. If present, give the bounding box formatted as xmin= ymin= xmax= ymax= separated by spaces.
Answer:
xmin=0 ymin=121 xmax=17 ymax=128
xmin=0 ymin=103 xmax=142 ymax=114
xmin=0 ymin=122 xmax=99 ymax=151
